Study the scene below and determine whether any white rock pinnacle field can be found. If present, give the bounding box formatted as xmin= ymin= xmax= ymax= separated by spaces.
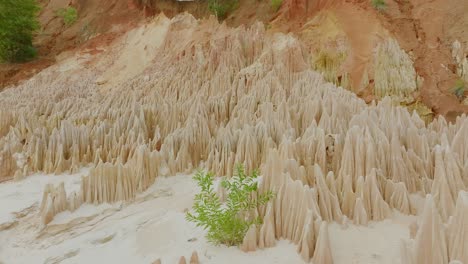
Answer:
xmin=0 ymin=13 xmax=467 ymax=264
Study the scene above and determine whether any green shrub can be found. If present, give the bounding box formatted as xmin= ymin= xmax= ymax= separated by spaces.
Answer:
xmin=186 ymin=165 xmax=275 ymax=246
xmin=56 ymin=7 xmax=78 ymax=26
xmin=0 ymin=0 xmax=41 ymax=62
xmin=208 ymin=0 xmax=239 ymax=20
xmin=371 ymin=0 xmax=387 ymax=11
xmin=271 ymin=0 xmax=283 ymax=11
xmin=452 ymin=79 xmax=466 ymax=100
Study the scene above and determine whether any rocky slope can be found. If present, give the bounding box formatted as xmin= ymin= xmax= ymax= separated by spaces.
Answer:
xmin=0 ymin=11 xmax=467 ymax=263
xmin=4 ymin=0 xmax=468 ymax=117
xmin=272 ymin=0 xmax=468 ymax=118
xmin=2 ymin=0 xmax=468 ymax=263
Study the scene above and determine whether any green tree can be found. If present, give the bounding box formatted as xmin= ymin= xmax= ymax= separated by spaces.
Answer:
xmin=186 ymin=165 xmax=275 ymax=246
xmin=0 ymin=0 xmax=41 ymax=62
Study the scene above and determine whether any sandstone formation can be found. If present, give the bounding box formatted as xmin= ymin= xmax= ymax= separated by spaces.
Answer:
xmin=0 ymin=13 xmax=467 ymax=263
xmin=189 ymin=251 xmax=199 ymax=264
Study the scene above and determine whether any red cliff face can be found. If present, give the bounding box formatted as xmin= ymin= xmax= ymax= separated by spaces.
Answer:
xmin=388 ymin=0 xmax=468 ymax=116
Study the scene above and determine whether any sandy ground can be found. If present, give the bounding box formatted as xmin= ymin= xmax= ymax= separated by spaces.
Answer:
xmin=96 ymin=14 xmax=171 ymax=88
xmin=0 ymin=172 xmax=416 ymax=264
xmin=0 ymin=169 xmax=89 ymax=225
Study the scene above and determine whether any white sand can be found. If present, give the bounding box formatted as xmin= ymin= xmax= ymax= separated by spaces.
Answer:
xmin=0 ymin=173 xmax=416 ymax=264
xmin=329 ymin=218 xmax=412 ymax=264
xmin=0 ymin=168 xmax=89 ymax=225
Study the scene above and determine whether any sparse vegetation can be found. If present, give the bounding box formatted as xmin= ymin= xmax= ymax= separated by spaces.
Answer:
xmin=208 ymin=0 xmax=239 ymax=20
xmin=312 ymin=51 xmax=348 ymax=88
xmin=400 ymin=100 xmax=434 ymax=124
xmin=80 ymin=21 xmax=96 ymax=43
xmin=271 ymin=0 xmax=283 ymax=12
xmin=186 ymin=165 xmax=275 ymax=246
xmin=371 ymin=0 xmax=387 ymax=11
xmin=452 ymin=79 xmax=466 ymax=101
xmin=0 ymin=0 xmax=41 ymax=62
xmin=56 ymin=7 xmax=78 ymax=26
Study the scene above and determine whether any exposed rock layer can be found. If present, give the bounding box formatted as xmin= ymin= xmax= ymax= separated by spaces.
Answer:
xmin=0 ymin=13 xmax=467 ymax=263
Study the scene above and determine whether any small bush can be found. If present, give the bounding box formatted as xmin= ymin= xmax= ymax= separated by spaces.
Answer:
xmin=56 ymin=7 xmax=78 ymax=26
xmin=452 ymin=79 xmax=466 ymax=101
xmin=208 ymin=0 xmax=239 ymax=20
xmin=0 ymin=0 xmax=41 ymax=62
xmin=271 ymin=0 xmax=283 ymax=11
xmin=371 ymin=0 xmax=387 ymax=11
xmin=186 ymin=165 xmax=275 ymax=246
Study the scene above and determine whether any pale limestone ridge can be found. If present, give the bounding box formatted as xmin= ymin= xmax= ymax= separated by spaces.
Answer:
xmin=0 ymin=13 xmax=467 ymax=263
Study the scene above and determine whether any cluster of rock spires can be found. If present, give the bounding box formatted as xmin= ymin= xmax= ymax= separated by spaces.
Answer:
xmin=374 ymin=38 xmax=420 ymax=99
xmin=0 ymin=13 xmax=467 ymax=263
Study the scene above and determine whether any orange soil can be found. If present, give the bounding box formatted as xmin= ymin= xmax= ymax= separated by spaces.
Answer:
xmin=382 ymin=0 xmax=468 ymax=117
xmin=273 ymin=0 xmax=468 ymax=118
xmin=0 ymin=59 xmax=55 ymax=92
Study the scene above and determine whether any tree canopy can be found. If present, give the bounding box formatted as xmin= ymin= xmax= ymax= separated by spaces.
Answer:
xmin=0 ymin=0 xmax=41 ymax=62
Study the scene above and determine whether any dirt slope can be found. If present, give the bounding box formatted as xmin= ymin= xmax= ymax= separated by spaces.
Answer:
xmin=382 ymin=0 xmax=468 ymax=116
xmin=272 ymin=0 xmax=468 ymax=118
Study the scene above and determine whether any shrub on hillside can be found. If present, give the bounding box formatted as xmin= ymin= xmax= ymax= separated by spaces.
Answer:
xmin=56 ymin=7 xmax=78 ymax=26
xmin=271 ymin=0 xmax=283 ymax=11
xmin=208 ymin=0 xmax=239 ymax=20
xmin=453 ymin=79 xmax=466 ymax=101
xmin=371 ymin=0 xmax=387 ymax=11
xmin=186 ymin=165 xmax=275 ymax=246
xmin=0 ymin=0 xmax=41 ymax=62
